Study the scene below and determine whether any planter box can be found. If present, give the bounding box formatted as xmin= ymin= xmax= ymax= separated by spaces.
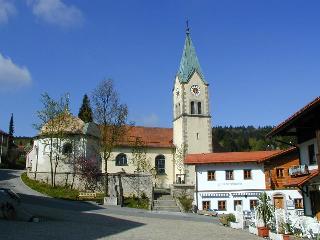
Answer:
xmin=248 ymin=225 xmax=258 ymax=235
xmin=269 ymin=231 xmax=291 ymax=240
xmin=230 ymin=221 xmax=243 ymax=229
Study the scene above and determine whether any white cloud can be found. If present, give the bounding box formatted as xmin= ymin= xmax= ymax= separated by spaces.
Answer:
xmin=0 ymin=0 xmax=16 ymax=24
xmin=0 ymin=53 xmax=32 ymax=90
xmin=27 ymin=0 xmax=83 ymax=27
xmin=140 ymin=113 xmax=159 ymax=127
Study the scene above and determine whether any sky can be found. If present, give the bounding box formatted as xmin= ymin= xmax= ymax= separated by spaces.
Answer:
xmin=1 ymin=0 xmax=320 ymax=136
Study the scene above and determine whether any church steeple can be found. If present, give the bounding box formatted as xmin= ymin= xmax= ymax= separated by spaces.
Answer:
xmin=177 ymin=25 xmax=206 ymax=84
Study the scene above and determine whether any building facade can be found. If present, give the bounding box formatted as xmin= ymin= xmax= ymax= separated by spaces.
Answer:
xmin=267 ymin=96 xmax=320 ymax=219
xmin=0 ymin=130 xmax=9 ymax=164
xmin=185 ymin=150 xmax=303 ymax=214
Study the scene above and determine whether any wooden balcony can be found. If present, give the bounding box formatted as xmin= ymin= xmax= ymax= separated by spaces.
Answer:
xmin=289 ymin=165 xmax=310 ymax=177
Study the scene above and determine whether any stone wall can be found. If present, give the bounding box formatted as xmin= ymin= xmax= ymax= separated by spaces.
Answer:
xmin=171 ymin=184 xmax=195 ymax=199
xmin=26 ymin=171 xmax=153 ymax=201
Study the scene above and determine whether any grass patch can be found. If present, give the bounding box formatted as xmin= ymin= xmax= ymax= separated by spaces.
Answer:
xmin=21 ymin=172 xmax=79 ymax=200
xmin=123 ymin=194 xmax=149 ymax=209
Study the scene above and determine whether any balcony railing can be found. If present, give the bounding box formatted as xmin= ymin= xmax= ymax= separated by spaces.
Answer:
xmin=289 ymin=165 xmax=309 ymax=177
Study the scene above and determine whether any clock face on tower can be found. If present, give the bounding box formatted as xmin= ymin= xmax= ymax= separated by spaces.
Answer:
xmin=175 ymin=88 xmax=180 ymax=97
xmin=190 ymin=85 xmax=200 ymax=96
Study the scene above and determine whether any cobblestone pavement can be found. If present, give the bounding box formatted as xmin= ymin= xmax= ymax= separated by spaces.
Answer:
xmin=0 ymin=169 xmax=261 ymax=240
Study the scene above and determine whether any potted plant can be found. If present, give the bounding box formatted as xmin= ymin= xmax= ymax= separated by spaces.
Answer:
xmin=256 ymin=192 xmax=274 ymax=237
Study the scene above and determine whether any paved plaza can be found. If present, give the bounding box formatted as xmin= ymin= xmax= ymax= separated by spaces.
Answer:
xmin=0 ymin=170 xmax=261 ymax=240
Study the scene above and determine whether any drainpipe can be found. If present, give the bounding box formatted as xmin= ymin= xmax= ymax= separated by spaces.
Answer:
xmin=195 ymin=165 xmax=199 ymax=210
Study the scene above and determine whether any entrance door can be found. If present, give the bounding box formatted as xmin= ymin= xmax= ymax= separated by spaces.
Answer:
xmin=274 ymin=196 xmax=284 ymax=209
xmin=310 ymin=191 xmax=320 ymax=221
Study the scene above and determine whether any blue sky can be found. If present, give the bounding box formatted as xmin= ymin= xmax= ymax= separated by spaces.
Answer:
xmin=1 ymin=0 xmax=320 ymax=136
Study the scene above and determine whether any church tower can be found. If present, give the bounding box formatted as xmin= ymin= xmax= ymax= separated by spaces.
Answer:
xmin=173 ymin=27 xmax=212 ymax=157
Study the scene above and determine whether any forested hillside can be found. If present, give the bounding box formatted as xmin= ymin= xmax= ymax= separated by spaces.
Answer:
xmin=212 ymin=126 xmax=296 ymax=152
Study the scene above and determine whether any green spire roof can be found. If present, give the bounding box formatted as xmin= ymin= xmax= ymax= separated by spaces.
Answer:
xmin=177 ymin=32 xmax=206 ymax=83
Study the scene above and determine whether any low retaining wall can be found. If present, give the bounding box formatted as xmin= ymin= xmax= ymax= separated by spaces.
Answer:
xmin=26 ymin=171 xmax=153 ymax=202
xmin=171 ymin=184 xmax=195 ymax=199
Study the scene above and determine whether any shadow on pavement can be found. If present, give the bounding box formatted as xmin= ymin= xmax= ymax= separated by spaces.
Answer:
xmin=0 ymin=192 xmax=145 ymax=240
xmin=18 ymin=192 xmax=104 ymax=212
xmin=0 ymin=169 xmax=20 ymax=182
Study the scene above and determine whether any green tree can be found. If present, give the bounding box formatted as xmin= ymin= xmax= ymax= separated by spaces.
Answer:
xmin=8 ymin=113 xmax=14 ymax=148
xmin=78 ymin=94 xmax=93 ymax=123
xmin=8 ymin=113 xmax=14 ymax=136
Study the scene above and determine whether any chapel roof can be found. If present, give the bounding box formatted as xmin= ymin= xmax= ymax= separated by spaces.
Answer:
xmin=184 ymin=150 xmax=284 ymax=164
xmin=40 ymin=113 xmax=99 ymax=138
xmin=177 ymin=29 xmax=206 ymax=84
xmin=117 ymin=126 xmax=174 ymax=149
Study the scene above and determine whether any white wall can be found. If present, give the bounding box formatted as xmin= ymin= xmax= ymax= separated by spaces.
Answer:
xmin=196 ymin=163 xmax=266 ymax=191
xmin=299 ymin=138 xmax=319 ymax=170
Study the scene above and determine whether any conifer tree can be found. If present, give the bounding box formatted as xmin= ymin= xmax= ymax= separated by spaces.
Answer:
xmin=8 ymin=113 xmax=14 ymax=136
xmin=78 ymin=94 xmax=93 ymax=123
xmin=8 ymin=113 xmax=15 ymax=152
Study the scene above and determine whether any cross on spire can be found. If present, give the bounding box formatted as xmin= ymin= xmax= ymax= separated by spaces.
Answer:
xmin=186 ymin=19 xmax=190 ymax=35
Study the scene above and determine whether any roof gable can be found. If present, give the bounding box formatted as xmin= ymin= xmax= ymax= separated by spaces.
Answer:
xmin=267 ymin=96 xmax=320 ymax=137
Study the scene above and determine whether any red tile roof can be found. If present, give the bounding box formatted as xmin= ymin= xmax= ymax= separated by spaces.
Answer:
xmin=258 ymin=147 xmax=298 ymax=163
xmin=284 ymin=169 xmax=319 ymax=187
xmin=267 ymin=96 xmax=320 ymax=137
xmin=0 ymin=129 xmax=9 ymax=136
xmin=118 ymin=126 xmax=173 ymax=148
xmin=184 ymin=150 xmax=282 ymax=164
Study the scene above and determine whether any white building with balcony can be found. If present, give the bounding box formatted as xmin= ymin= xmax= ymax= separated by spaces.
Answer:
xmin=185 ymin=150 xmax=303 ymax=214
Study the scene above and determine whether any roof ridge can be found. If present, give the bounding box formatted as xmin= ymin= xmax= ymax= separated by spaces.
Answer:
xmin=267 ymin=96 xmax=320 ymax=137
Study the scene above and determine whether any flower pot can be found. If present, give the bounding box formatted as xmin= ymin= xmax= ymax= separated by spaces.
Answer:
xmin=282 ymin=234 xmax=290 ymax=240
xmin=258 ymin=227 xmax=269 ymax=237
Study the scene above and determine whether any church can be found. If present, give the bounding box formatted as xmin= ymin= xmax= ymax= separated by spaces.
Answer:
xmin=105 ymin=27 xmax=212 ymax=189
xmin=26 ymin=27 xmax=211 ymax=190
xmin=26 ymin=28 xmax=304 ymax=214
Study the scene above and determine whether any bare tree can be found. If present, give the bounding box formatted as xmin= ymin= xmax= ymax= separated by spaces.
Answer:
xmin=34 ymin=93 xmax=78 ymax=186
xmin=91 ymin=79 xmax=128 ymax=196
xmin=173 ymin=143 xmax=188 ymax=183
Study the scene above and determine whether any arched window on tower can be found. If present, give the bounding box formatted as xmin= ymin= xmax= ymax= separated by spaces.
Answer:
xmin=190 ymin=101 xmax=195 ymax=114
xmin=198 ymin=102 xmax=202 ymax=114
xmin=178 ymin=103 xmax=181 ymax=115
xmin=155 ymin=155 xmax=165 ymax=174
xmin=116 ymin=153 xmax=127 ymax=166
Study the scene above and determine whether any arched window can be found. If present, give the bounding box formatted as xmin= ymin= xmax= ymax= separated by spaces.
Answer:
xmin=62 ymin=142 xmax=73 ymax=155
xmin=197 ymin=102 xmax=202 ymax=114
xmin=116 ymin=153 xmax=127 ymax=166
xmin=155 ymin=155 xmax=165 ymax=174
xmin=190 ymin=101 xmax=195 ymax=114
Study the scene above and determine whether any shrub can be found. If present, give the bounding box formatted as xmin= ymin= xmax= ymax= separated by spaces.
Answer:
xmin=178 ymin=195 xmax=193 ymax=212
xmin=123 ymin=193 xmax=149 ymax=209
xmin=219 ymin=214 xmax=236 ymax=226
